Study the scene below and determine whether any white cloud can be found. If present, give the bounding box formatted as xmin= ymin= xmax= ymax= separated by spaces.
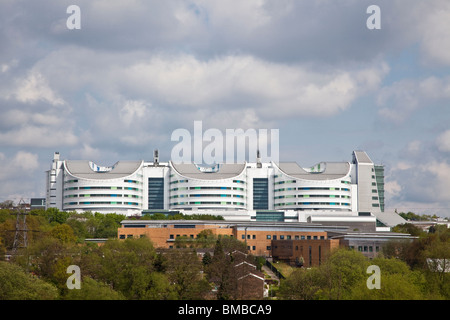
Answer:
xmin=13 ymin=151 xmax=39 ymax=171
xmin=0 ymin=151 xmax=39 ymax=180
xmin=0 ymin=125 xmax=78 ymax=147
xmin=385 ymin=180 xmax=401 ymax=198
xmin=121 ymin=100 xmax=149 ymax=127
xmin=419 ymin=1 xmax=450 ymax=66
xmin=118 ymin=53 xmax=388 ymax=118
xmin=7 ymin=71 xmax=65 ymax=106
xmin=377 ymin=76 xmax=450 ymax=122
xmin=436 ymin=130 xmax=450 ymax=152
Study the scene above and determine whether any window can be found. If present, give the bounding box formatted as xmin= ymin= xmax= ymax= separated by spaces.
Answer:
xmin=148 ymin=178 xmax=164 ymax=209
xmin=252 ymin=246 xmax=256 ymax=251
xmin=119 ymin=235 xmax=125 ymax=239
xmin=273 ymin=235 xmax=277 ymax=240
xmin=253 ymin=178 xmax=269 ymax=210
xmin=252 ymin=235 xmax=256 ymax=239
xmin=309 ymin=246 xmax=312 ymax=266
xmin=169 ymin=234 xmax=174 ymax=239
xmin=266 ymin=246 xmax=271 ymax=250
xmin=241 ymin=235 xmax=245 ymax=240
xmin=280 ymin=235 xmax=285 ymax=240
xmin=266 ymin=235 xmax=271 ymax=240
xmin=307 ymin=236 xmax=311 ymax=240
xmin=313 ymin=236 xmax=318 ymax=240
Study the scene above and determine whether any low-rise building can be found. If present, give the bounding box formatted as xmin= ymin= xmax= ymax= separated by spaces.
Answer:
xmin=118 ymin=219 xmax=348 ymax=257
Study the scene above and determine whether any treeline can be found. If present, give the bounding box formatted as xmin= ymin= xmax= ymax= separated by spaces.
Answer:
xmin=0 ymin=208 xmax=449 ymax=300
xmin=0 ymin=207 xmax=256 ymax=300
xmin=279 ymin=222 xmax=450 ymax=300
xmin=0 ymin=208 xmax=126 ymax=250
xmin=397 ymin=211 xmax=442 ymax=221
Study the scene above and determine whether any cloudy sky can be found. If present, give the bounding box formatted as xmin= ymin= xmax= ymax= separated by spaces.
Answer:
xmin=0 ymin=0 xmax=449 ymax=217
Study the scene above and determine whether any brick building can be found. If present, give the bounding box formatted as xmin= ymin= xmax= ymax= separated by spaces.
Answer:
xmin=271 ymin=239 xmax=340 ymax=267
xmin=118 ymin=220 xmax=347 ymax=257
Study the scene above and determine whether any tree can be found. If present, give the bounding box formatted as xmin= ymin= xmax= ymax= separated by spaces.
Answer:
xmin=91 ymin=237 xmax=159 ymax=299
xmin=43 ymin=208 xmax=71 ymax=225
xmin=0 ymin=200 xmax=14 ymax=209
xmin=278 ymin=267 xmax=322 ymax=300
xmin=63 ymin=277 xmax=125 ymax=300
xmin=349 ymin=257 xmax=425 ymax=300
xmin=202 ymin=251 xmax=212 ymax=266
xmin=205 ymin=240 xmax=238 ymax=300
xmin=0 ymin=261 xmax=59 ymax=300
xmin=15 ymin=236 xmax=77 ymax=283
xmin=316 ymin=248 xmax=369 ymax=300
xmin=392 ymin=223 xmax=424 ymax=237
xmin=164 ymin=249 xmax=210 ymax=299
xmin=50 ymin=224 xmax=77 ymax=243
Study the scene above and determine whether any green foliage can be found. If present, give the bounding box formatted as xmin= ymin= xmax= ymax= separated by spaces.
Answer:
xmin=392 ymin=223 xmax=425 ymax=237
xmin=43 ymin=208 xmax=71 ymax=225
xmin=63 ymin=277 xmax=125 ymax=300
xmin=278 ymin=267 xmax=322 ymax=300
xmin=398 ymin=211 xmax=438 ymax=221
xmin=164 ymin=249 xmax=211 ymax=299
xmin=278 ymin=247 xmax=447 ymax=300
xmin=86 ymin=237 xmax=160 ymax=299
xmin=0 ymin=261 xmax=59 ymax=300
xmin=50 ymin=224 xmax=77 ymax=243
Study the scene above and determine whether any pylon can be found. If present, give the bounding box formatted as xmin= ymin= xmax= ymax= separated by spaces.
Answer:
xmin=11 ymin=199 xmax=28 ymax=254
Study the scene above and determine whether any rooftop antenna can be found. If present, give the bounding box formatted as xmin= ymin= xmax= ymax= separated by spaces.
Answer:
xmin=154 ymin=149 xmax=159 ymax=166
xmin=257 ymin=150 xmax=262 ymax=168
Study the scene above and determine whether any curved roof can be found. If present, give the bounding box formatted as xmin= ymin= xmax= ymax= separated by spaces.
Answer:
xmin=274 ymin=162 xmax=351 ymax=181
xmin=170 ymin=162 xmax=246 ymax=180
xmin=64 ymin=160 xmax=143 ymax=180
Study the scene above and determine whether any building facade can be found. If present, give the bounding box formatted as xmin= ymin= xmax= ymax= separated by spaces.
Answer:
xmin=46 ymin=150 xmax=386 ymax=222
xmin=117 ymin=220 xmax=415 ymax=263
xmin=117 ymin=219 xmax=348 ymax=258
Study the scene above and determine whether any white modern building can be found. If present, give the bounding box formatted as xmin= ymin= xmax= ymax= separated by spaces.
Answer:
xmin=46 ymin=150 xmax=399 ymax=228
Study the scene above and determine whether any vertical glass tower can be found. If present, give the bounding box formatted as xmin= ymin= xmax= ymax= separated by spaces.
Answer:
xmin=148 ymin=178 xmax=165 ymax=209
xmin=253 ymin=178 xmax=269 ymax=210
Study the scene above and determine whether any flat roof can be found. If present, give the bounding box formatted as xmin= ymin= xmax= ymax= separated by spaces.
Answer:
xmin=353 ymin=151 xmax=373 ymax=164
xmin=119 ymin=219 xmax=349 ymax=232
